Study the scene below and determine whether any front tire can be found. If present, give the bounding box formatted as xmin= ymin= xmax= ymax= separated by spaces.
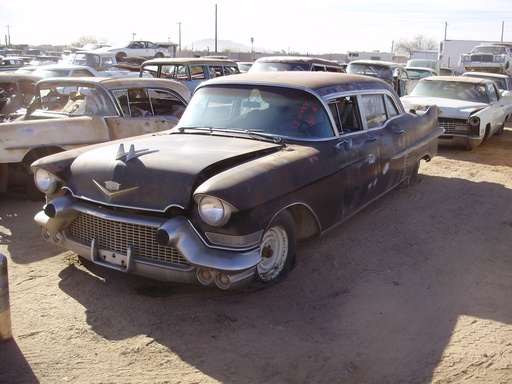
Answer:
xmin=254 ymin=211 xmax=296 ymax=286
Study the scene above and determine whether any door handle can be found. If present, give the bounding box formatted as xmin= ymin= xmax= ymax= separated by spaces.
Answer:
xmin=367 ymin=136 xmax=377 ymax=142
xmin=394 ymin=129 xmax=405 ymax=134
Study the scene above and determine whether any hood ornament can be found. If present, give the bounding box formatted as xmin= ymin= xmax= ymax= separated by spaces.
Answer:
xmin=93 ymin=179 xmax=139 ymax=199
xmin=116 ymin=143 xmax=158 ymax=162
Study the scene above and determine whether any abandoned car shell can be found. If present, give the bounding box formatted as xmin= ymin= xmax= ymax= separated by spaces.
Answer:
xmin=0 ymin=76 xmax=190 ymax=197
xmin=33 ymin=72 xmax=443 ymax=290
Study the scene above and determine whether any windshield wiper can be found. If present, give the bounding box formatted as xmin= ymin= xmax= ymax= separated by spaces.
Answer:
xmin=176 ymin=126 xmax=283 ymax=144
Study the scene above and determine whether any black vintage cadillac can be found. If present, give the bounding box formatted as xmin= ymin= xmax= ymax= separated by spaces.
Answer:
xmin=32 ymin=72 xmax=443 ymax=290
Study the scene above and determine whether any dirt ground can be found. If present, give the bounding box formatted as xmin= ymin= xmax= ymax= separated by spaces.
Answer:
xmin=1 ymin=125 xmax=512 ymax=384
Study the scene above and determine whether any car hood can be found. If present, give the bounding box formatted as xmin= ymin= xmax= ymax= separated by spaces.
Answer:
xmin=43 ymin=133 xmax=287 ymax=211
xmin=401 ymin=96 xmax=487 ymax=117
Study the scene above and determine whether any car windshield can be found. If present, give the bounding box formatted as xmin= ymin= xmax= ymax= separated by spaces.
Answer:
xmin=410 ymin=81 xmax=489 ymax=103
xmin=472 ymin=46 xmax=506 ymax=54
xmin=465 ymin=75 xmax=506 ymax=90
xmin=346 ymin=64 xmax=393 ymax=81
xmin=37 ymin=84 xmax=118 ymax=116
xmin=406 ymin=68 xmax=433 ymax=79
xmin=250 ymin=62 xmax=312 ymax=71
xmin=178 ymin=85 xmax=335 ymax=139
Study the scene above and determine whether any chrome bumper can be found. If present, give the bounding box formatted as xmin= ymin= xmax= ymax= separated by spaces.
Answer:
xmin=34 ymin=196 xmax=262 ymax=289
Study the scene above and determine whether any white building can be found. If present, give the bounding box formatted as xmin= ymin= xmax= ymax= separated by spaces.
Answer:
xmin=347 ymin=51 xmax=394 ymax=62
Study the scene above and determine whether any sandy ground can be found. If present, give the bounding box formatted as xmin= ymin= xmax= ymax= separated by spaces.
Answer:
xmin=0 ymin=126 xmax=512 ymax=384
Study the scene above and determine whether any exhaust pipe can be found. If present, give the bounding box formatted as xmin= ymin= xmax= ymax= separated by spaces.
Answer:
xmin=215 ymin=273 xmax=232 ymax=290
xmin=196 ymin=269 xmax=214 ymax=286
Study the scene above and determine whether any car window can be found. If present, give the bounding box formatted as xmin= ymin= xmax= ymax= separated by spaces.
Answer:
xmin=360 ymin=94 xmax=387 ymax=129
xmin=41 ymin=85 xmax=119 ymax=116
xmin=487 ymin=83 xmax=499 ymax=103
xmin=112 ymin=88 xmax=184 ymax=118
xmin=190 ymin=65 xmax=206 ymax=80
xmin=328 ymin=95 xmax=362 ymax=134
xmin=179 ymin=85 xmax=335 ymax=138
xmin=384 ymin=95 xmax=400 ymax=117
xmin=148 ymin=88 xmax=187 ymax=118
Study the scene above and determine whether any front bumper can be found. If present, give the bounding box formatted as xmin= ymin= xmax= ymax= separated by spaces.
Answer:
xmin=438 ymin=133 xmax=484 ymax=149
xmin=34 ymin=196 xmax=262 ymax=289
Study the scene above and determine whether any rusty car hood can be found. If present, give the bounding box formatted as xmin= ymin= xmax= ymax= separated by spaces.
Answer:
xmin=58 ymin=132 xmax=285 ymax=211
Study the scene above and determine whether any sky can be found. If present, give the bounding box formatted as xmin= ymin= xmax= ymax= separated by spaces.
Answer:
xmin=1 ymin=0 xmax=512 ymax=54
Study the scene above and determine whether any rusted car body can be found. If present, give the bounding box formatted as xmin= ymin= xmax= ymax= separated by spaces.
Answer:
xmin=32 ymin=72 xmax=443 ymax=290
xmin=0 ymin=76 xmax=190 ymax=197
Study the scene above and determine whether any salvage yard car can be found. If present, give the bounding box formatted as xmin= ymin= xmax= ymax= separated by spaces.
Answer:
xmin=0 ymin=76 xmax=190 ymax=198
xmin=346 ymin=60 xmax=410 ymax=96
xmin=32 ymin=72 xmax=443 ymax=290
xmin=458 ymin=43 xmax=512 ymax=76
xmin=140 ymin=57 xmax=240 ymax=92
xmin=401 ymin=76 xmax=509 ymax=150
xmin=249 ymin=56 xmax=345 ymax=73
xmin=462 ymin=71 xmax=512 ymax=119
xmin=94 ymin=40 xmax=172 ymax=62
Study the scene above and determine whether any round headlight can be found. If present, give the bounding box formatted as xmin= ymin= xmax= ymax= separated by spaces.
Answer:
xmin=495 ymin=56 xmax=502 ymax=62
xmin=34 ymin=168 xmax=57 ymax=193
xmin=199 ymin=196 xmax=228 ymax=226
xmin=469 ymin=116 xmax=480 ymax=127
xmin=463 ymin=55 xmax=470 ymax=62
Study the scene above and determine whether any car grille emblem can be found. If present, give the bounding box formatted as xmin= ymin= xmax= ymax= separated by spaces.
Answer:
xmin=93 ymin=179 xmax=139 ymax=199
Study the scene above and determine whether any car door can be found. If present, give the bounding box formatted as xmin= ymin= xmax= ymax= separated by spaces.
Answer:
xmin=359 ymin=93 xmax=407 ymax=196
xmin=488 ymin=83 xmax=507 ymax=128
xmin=330 ymin=95 xmax=382 ymax=220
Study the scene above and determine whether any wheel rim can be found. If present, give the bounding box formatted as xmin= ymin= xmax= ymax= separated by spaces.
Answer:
xmin=257 ymin=225 xmax=288 ymax=282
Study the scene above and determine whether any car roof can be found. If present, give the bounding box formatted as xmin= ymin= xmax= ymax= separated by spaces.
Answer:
xmin=196 ymin=71 xmax=392 ymax=95
xmin=348 ymin=60 xmax=403 ymax=68
xmin=142 ymin=57 xmax=238 ymax=66
xmin=35 ymin=76 xmax=192 ymax=93
xmin=253 ymin=56 xmax=342 ymax=66
xmin=0 ymin=72 xmax=44 ymax=82
xmin=462 ymin=71 xmax=509 ymax=79
xmin=422 ymin=76 xmax=493 ymax=85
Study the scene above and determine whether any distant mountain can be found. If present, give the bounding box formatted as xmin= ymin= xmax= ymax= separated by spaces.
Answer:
xmin=183 ymin=39 xmax=273 ymax=54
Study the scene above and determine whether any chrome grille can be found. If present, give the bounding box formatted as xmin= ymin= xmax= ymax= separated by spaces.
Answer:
xmin=439 ymin=118 xmax=468 ymax=134
xmin=67 ymin=212 xmax=190 ymax=266
xmin=470 ymin=54 xmax=494 ymax=63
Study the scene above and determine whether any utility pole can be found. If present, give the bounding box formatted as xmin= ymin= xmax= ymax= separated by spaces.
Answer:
xmin=177 ymin=22 xmax=182 ymax=52
xmin=444 ymin=22 xmax=448 ymax=40
xmin=5 ymin=25 xmax=11 ymax=46
xmin=501 ymin=21 xmax=505 ymax=42
xmin=214 ymin=4 xmax=218 ymax=53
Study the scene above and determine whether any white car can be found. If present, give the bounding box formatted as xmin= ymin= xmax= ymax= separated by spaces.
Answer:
xmin=458 ymin=44 xmax=512 ymax=76
xmin=462 ymin=71 xmax=512 ymax=119
xmin=94 ymin=41 xmax=171 ymax=62
xmin=401 ymin=76 xmax=509 ymax=150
